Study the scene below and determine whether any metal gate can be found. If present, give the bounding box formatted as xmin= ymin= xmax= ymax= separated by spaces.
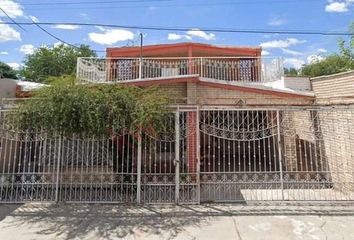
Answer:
xmin=0 ymin=109 xmax=199 ymax=204
xmin=199 ymin=108 xmax=354 ymax=202
xmin=140 ymin=110 xmax=199 ymax=203
xmin=1 ymin=107 xmax=354 ymax=204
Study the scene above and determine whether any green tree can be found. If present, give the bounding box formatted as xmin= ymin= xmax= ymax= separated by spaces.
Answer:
xmin=21 ymin=44 xmax=96 ymax=83
xmin=301 ymin=22 xmax=354 ymax=77
xmin=0 ymin=61 xmax=18 ymax=79
xmin=338 ymin=22 xmax=354 ymax=60
xmin=284 ymin=67 xmax=299 ymax=77
xmin=301 ymin=55 xmax=353 ymax=77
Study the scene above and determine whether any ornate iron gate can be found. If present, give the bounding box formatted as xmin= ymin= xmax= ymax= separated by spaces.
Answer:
xmin=0 ymin=109 xmax=200 ymax=204
xmin=1 ymin=107 xmax=354 ymax=204
xmin=199 ymin=108 xmax=354 ymax=202
xmin=199 ymin=109 xmax=281 ymax=202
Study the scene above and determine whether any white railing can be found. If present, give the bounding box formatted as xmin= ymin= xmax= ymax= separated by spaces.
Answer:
xmin=77 ymin=57 xmax=284 ymax=83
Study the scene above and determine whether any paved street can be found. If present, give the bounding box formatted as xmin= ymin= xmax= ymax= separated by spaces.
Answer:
xmin=0 ymin=203 xmax=354 ymax=239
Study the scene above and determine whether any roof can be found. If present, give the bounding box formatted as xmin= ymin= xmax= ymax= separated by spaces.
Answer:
xmin=16 ymin=80 xmax=47 ymax=91
xmin=120 ymin=75 xmax=314 ymax=99
xmin=107 ymin=42 xmax=262 ymax=58
xmin=310 ymin=70 xmax=354 ymax=82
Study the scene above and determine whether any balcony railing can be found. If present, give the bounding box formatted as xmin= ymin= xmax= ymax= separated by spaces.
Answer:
xmin=77 ymin=57 xmax=284 ymax=83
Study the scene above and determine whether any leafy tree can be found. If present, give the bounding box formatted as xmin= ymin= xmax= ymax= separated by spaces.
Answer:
xmin=0 ymin=61 xmax=18 ymax=79
xmin=284 ymin=67 xmax=299 ymax=77
xmin=8 ymin=77 xmax=170 ymax=137
xmin=301 ymin=55 xmax=353 ymax=77
xmin=300 ymin=22 xmax=354 ymax=77
xmin=338 ymin=22 xmax=354 ymax=60
xmin=21 ymin=44 xmax=96 ymax=83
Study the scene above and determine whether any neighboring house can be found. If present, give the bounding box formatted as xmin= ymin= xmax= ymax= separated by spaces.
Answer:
xmin=0 ymin=78 xmax=45 ymax=109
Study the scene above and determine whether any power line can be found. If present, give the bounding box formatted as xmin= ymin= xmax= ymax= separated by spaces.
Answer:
xmin=30 ymin=20 xmax=105 ymax=53
xmin=1 ymin=21 xmax=353 ymax=36
xmin=0 ymin=7 xmax=26 ymax=31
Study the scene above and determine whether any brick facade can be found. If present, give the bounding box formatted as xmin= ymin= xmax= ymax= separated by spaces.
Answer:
xmin=310 ymin=71 xmax=354 ymax=192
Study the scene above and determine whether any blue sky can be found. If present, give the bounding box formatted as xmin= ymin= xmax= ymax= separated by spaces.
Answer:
xmin=0 ymin=0 xmax=353 ymax=70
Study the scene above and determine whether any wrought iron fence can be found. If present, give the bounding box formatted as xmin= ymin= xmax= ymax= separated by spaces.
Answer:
xmin=0 ymin=107 xmax=353 ymax=204
xmin=77 ymin=57 xmax=284 ymax=84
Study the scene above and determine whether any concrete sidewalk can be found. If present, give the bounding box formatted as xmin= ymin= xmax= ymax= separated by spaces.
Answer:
xmin=0 ymin=203 xmax=354 ymax=240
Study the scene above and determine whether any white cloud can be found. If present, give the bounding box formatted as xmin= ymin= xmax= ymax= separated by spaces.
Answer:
xmin=307 ymin=54 xmax=325 ymax=64
xmin=0 ymin=21 xmax=21 ymax=42
xmin=52 ymin=24 xmax=81 ymax=30
xmin=284 ymin=58 xmax=305 ymax=69
xmin=167 ymin=33 xmax=191 ymax=41
xmin=168 ymin=29 xmax=216 ymax=41
xmin=186 ymin=29 xmax=216 ymax=40
xmin=88 ymin=28 xmax=135 ymax=45
xmin=318 ymin=48 xmax=327 ymax=53
xmin=29 ymin=15 xmax=39 ymax=23
xmin=261 ymin=50 xmax=270 ymax=56
xmin=268 ymin=17 xmax=286 ymax=26
xmin=0 ymin=0 xmax=24 ymax=18
xmin=0 ymin=51 xmax=8 ymax=55
xmin=325 ymin=2 xmax=348 ymax=12
xmin=167 ymin=33 xmax=182 ymax=40
xmin=95 ymin=26 xmax=106 ymax=31
xmin=19 ymin=44 xmax=35 ymax=55
xmin=54 ymin=42 xmax=67 ymax=48
xmin=281 ymin=48 xmax=302 ymax=56
xmin=260 ymin=38 xmax=306 ymax=49
xmin=261 ymin=39 xmax=303 ymax=50
xmin=7 ymin=62 xmax=20 ymax=70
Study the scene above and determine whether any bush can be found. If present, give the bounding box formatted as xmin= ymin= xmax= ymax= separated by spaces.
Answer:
xmin=9 ymin=79 xmax=169 ymax=137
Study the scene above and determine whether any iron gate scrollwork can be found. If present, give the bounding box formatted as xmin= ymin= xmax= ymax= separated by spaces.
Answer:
xmin=1 ymin=108 xmax=354 ymax=203
xmin=199 ymin=110 xmax=282 ymax=202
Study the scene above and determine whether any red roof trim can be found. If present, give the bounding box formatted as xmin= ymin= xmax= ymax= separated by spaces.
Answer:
xmin=107 ymin=42 xmax=261 ymax=57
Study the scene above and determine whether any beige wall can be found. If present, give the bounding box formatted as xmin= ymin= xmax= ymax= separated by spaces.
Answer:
xmin=157 ymin=82 xmax=314 ymax=106
xmin=195 ymin=84 xmax=313 ymax=106
xmin=281 ymin=111 xmax=319 ymax=173
xmin=311 ymin=71 xmax=354 ymax=191
xmin=0 ymin=78 xmax=17 ymax=100
xmin=317 ymin=110 xmax=354 ymax=192
xmin=284 ymin=77 xmax=311 ymax=91
xmin=311 ymin=71 xmax=354 ymax=105
xmin=157 ymin=83 xmax=187 ymax=104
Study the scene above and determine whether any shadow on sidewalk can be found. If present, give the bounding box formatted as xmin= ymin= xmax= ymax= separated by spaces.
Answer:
xmin=0 ymin=203 xmax=354 ymax=240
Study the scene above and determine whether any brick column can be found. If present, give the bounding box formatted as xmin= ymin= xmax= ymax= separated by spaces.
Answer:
xmin=282 ymin=112 xmax=297 ymax=171
xmin=187 ymin=112 xmax=197 ymax=173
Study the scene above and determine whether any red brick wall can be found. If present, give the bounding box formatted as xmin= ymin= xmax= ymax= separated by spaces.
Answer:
xmin=187 ymin=112 xmax=197 ymax=173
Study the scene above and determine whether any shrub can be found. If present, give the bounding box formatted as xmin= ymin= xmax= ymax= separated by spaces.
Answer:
xmin=9 ymin=79 xmax=169 ymax=137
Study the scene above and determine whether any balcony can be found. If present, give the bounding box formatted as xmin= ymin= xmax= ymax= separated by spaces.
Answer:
xmin=77 ymin=57 xmax=284 ymax=84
